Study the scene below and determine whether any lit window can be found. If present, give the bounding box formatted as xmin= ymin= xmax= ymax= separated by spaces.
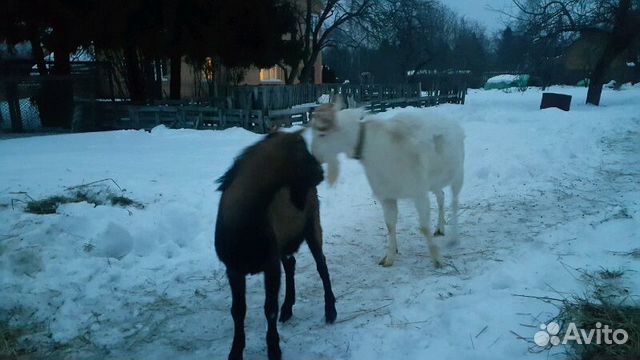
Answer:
xmin=260 ymin=66 xmax=284 ymax=82
xmin=204 ymin=57 xmax=214 ymax=81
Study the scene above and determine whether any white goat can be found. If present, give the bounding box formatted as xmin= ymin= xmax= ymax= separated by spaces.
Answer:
xmin=310 ymin=97 xmax=465 ymax=267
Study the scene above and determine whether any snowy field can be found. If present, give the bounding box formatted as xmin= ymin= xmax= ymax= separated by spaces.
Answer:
xmin=1 ymin=86 xmax=639 ymax=359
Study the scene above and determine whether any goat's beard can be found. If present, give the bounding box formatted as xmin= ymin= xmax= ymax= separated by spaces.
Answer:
xmin=326 ymin=158 xmax=340 ymax=186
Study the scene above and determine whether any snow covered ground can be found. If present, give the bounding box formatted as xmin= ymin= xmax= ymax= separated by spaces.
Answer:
xmin=1 ymin=85 xmax=639 ymax=359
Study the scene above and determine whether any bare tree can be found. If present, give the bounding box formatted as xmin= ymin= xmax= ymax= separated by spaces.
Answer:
xmin=281 ymin=0 xmax=372 ymax=84
xmin=324 ymin=0 xmax=492 ymax=84
xmin=366 ymin=0 xmax=463 ymax=82
xmin=511 ymin=0 xmax=640 ymax=105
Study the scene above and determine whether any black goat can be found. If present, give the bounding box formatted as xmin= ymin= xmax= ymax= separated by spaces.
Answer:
xmin=215 ymin=130 xmax=337 ymax=360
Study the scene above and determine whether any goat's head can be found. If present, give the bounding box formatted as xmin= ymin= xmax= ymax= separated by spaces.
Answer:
xmin=275 ymin=130 xmax=324 ymax=209
xmin=310 ymin=95 xmax=363 ymax=186
xmin=217 ymin=130 xmax=323 ymax=210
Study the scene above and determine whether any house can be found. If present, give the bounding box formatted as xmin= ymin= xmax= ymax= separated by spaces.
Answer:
xmin=167 ymin=0 xmax=324 ymax=99
xmin=162 ymin=0 xmax=324 ymax=98
xmin=243 ymin=57 xmax=323 ymax=85
xmin=227 ymin=0 xmax=324 ymax=86
xmin=2 ymin=0 xmax=325 ymax=101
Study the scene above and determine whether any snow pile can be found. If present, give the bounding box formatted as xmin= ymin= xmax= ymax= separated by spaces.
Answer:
xmin=484 ymin=74 xmax=530 ymax=90
xmin=1 ymin=85 xmax=639 ymax=359
xmin=486 ymin=74 xmax=521 ymax=84
xmin=317 ymin=94 xmax=331 ymax=104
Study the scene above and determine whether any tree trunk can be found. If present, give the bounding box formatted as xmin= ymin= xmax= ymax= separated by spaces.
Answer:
xmin=124 ymin=46 xmax=146 ymax=102
xmin=154 ymin=57 xmax=163 ymax=99
xmin=587 ymin=0 xmax=639 ymax=105
xmin=285 ymin=66 xmax=299 ymax=85
xmin=586 ymin=36 xmax=634 ymax=105
xmin=170 ymin=54 xmax=182 ymax=100
xmin=29 ymin=32 xmax=47 ymax=76
xmin=298 ymin=60 xmax=315 ymax=84
xmin=36 ymin=45 xmax=74 ymax=129
xmin=142 ymin=57 xmax=158 ymax=100
xmin=52 ymin=48 xmax=71 ymax=75
xmin=585 ymin=63 xmax=607 ymax=106
xmin=212 ymin=56 xmax=226 ymax=102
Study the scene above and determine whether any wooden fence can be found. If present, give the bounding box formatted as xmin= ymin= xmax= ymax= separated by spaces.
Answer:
xmin=90 ymin=80 xmax=467 ymax=133
xmin=219 ymin=83 xmax=425 ymax=111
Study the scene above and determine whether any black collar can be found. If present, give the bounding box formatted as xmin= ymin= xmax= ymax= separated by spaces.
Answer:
xmin=352 ymin=121 xmax=366 ymax=160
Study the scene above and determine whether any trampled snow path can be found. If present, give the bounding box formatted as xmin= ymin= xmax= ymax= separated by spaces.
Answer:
xmin=1 ymin=86 xmax=639 ymax=359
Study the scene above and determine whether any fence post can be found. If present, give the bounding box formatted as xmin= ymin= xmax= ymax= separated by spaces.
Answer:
xmin=256 ymin=111 xmax=265 ymax=133
xmin=129 ymin=107 xmax=139 ymax=129
xmin=6 ymin=81 xmax=23 ymax=132
xmin=262 ymin=87 xmax=269 ymax=111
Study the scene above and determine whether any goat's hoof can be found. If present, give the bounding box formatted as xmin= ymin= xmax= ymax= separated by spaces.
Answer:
xmin=279 ymin=308 xmax=293 ymax=323
xmin=280 ymin=311 xmax=293 ymax=323
xmin=378 ymin=256 xmax=395 ymax=267
xmin=228 ymin=351 xmax=243 ymax=360
xmin=434 ymin=229 xmax=445 ymax=237
xmin=325 ymin=306 xmax=337 ymax=324
xmin=433 ymin=258 xmax=444 ymax=269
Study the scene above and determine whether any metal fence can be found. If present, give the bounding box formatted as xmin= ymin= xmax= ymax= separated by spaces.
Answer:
xmin=0 ymin=76 xmax=101 ymax=132
xmin=0 ymin=85 xmax=41 ymax=131
xmin=0 ymin=61 xmax=104 ymax=133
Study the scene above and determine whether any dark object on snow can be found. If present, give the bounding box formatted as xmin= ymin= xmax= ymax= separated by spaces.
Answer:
xmin=215 ymin=130 xmax=336 ymax=360
xmin=541 ymin=92 xmax=572 ymax=111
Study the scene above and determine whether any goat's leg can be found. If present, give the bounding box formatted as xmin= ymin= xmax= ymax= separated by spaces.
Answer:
xmin=279 ymin=255 xmax=296 ymax=323
xmin=449 ymin=178 xmax=463 ymax=246
xmin=227 ymin=269 xmax=246 ymax=360
xmin=415 ymin=195 xmax=443 ymax=268
xmin=379 ymin=198 xmax=399 ymax=267
xmin=306 ymin=237 xmax=337 ymax=323
xmin=264 ymin=260 xmax=282 ymax=360
xmin=448 ymin=193 xmax=460 ymax=246
xmin=434 ymin=189 xmax=446 ymax=236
